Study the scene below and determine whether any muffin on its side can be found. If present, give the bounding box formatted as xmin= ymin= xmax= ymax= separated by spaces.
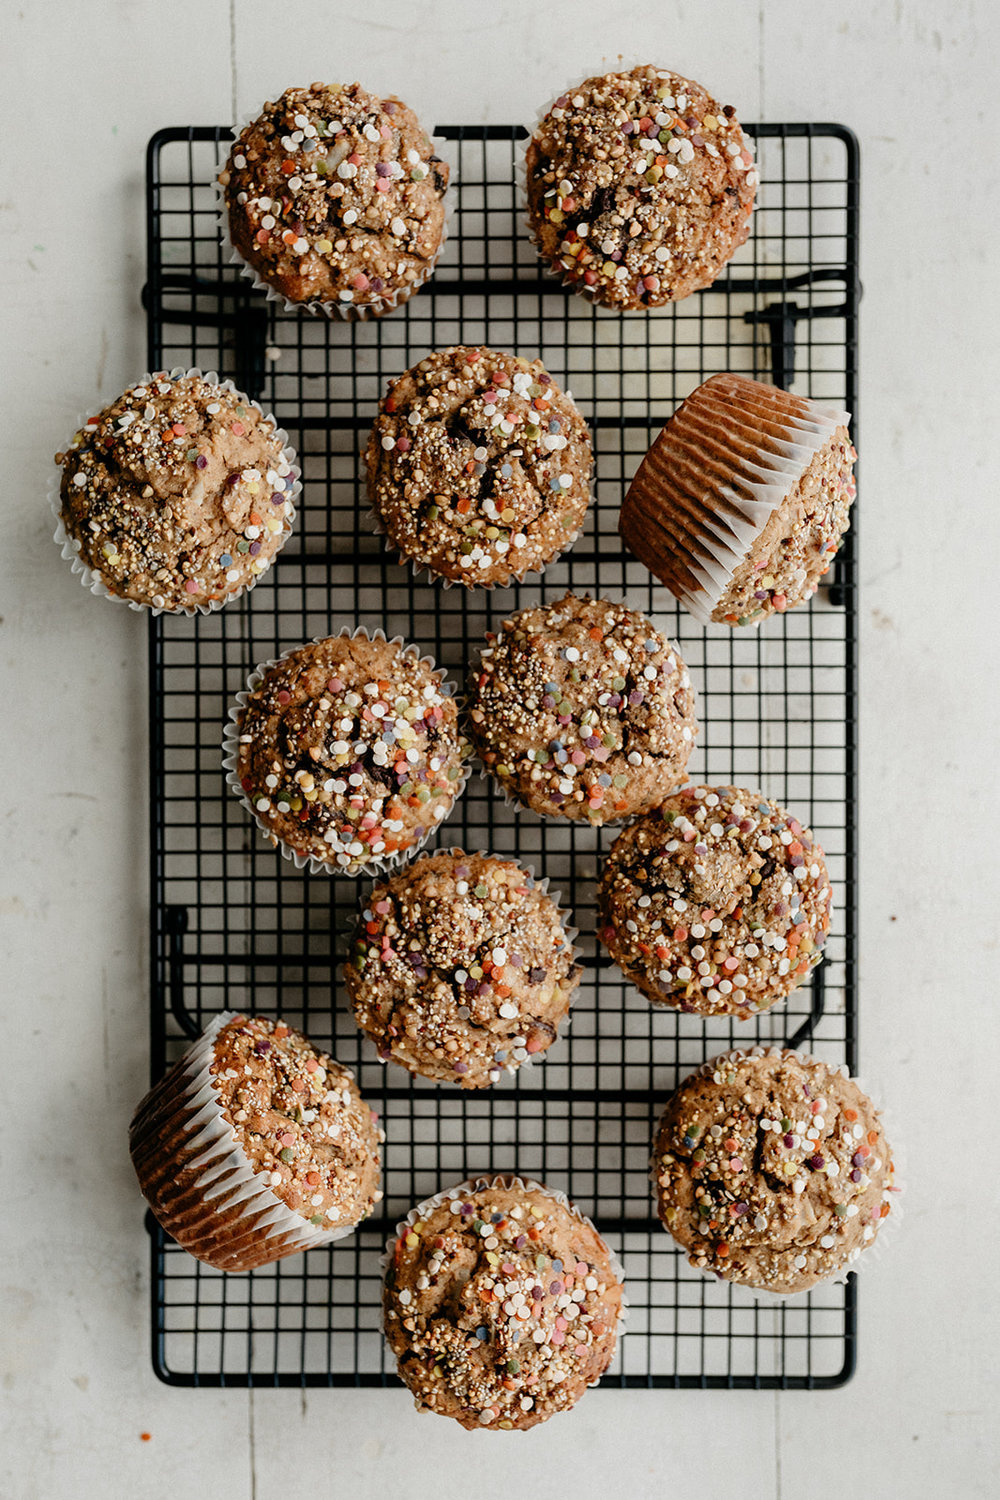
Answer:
xmin=466 ymin=592 xmax=697 ymax=823
xmin=129 ymin=1012 xmax=383 ymax=1273
xmin=346 ymin=850 xmax=580 ymax=1087
xmin=525 ymin=65 xmax=756 ymax=310
xmin=55 ymin=371 xmax=297 ymax=611
xmin=383 ymin=1177 xmax=624 ymax=1428
xmin=620 ymin=373 xmax=857 ymax=625
xmin=365 ymin=346 xmax=593 ymax=587
xmin=653 ymin=1048 xmax=897 ymax=1294
xmin=220 ymin=82 xmax=449 ymax=313
xmin=229 ymin=631 xmax=469 ymax=876
xmin=598 ymin=784 xmax=832 ymax=1019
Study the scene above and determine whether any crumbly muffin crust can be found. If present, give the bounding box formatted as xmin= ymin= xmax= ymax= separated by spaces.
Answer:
xmin=221 ymin=82 xmax=448 ymax=310
xmin=56 ymin=372 xmax=295 ymax=610
xmin=383 ymin=1179 xmax=624 ymax=1429
xmin=346 ymin=851 xmax=580 ymax=1087
xmin=207 ymin=1015 xmax=382 ymax=1227
xmin=526 ymin=66 xmax=756 ymax=310
xmin=598 ymin=785 xmax=832 ymax=1018
xmin=365 ymin=346 xmax=593 ymax=587
xmin=234 ymin=634 xmax=468 ymax=875
xmin=653 ymin=1049 xmax=897 ymax=1293
xmin=467 ymin=593 xmax=697 ymax=822
xmin=713 ymin=431 xmax=856 ymax=623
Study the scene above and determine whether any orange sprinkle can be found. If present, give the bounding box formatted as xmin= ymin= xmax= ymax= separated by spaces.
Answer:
xmin=843 ymin=1108 xmax=858 ymax=1121
xmin=306 ymin=1171 xmax=321 ymax=1186
xmin=140 ymin=1433 xmax=152 ymax=1443
xmin=291 ymin=1077 xmax=307 ymax=1092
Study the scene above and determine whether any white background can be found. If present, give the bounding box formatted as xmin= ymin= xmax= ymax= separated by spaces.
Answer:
xmin=2 ymin=2 xmax=997 ymax=1496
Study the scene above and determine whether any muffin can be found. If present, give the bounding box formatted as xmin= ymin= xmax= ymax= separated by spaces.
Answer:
xmin=129 ymin=1012 xmax=383 ymax=1273
xmin=346 ymin=850 xmax=580 ymax=1087
xmin=220 ymin=82 xmax=449 ymax=314
xmin=54 ymin=371 xmax=297 ymax=612
xmin=620 ymin=373 xmax=857 ymax=625
xmin=598 ymin=784 xmax=831 ymax=1018
xmin=227 ymin=631 xmax=469 ymax=876
xmin=383 ymin=1177 xmax=624 ymax=1428
xmin=653 ymin=1048 xmax=898 ymax=1294
xmin=466 ymin=593 xmax=697 ymax=823
xmin=525 ymin=65 xmax=756 ymax=310
xmin=365 ymin=346 xmax=593 ymax=587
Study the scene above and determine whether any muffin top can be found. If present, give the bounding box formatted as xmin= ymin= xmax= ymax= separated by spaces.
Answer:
xmin=365 ymin=346 xmax=593 ymax=587
xmin=233 ymin=634 xmax=468 ymax=875
xmin=467 ymin=593 xmax=697 ymax=822
xmin=526 ymin=66 xmax=756 ymax=309
xmin=713 ymin=427 xmax=856 ymax=625
xmin=653 ymin=1049 xmax=897 ymax=1294
xmin=55 ymin=372 xmax=295 ymax=611
xmin=346 ymin=850 xmax=580 ymax=1088
xmin=210 ymin=1014 xmax=383 ymax=1231
xmin=598 ymin=785 xmax=832 ymax=1017
xmin=220 ymin=82 xmax=449 ymax=309
xmin=383 ymin=1178 xmax=624 ymax=1429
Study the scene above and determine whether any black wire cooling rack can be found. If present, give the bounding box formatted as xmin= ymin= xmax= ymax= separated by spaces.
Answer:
xmin=144 ymin=122 xmax=860 ymax=1388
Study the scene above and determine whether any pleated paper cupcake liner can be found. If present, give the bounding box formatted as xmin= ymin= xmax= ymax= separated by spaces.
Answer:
xmin=350 ymin=848 xmax=581 ymax=1087
xmin=649 ymin=1045 xmax=903 ymax=1305
xmin=222 ymin=627 xmax=471 ymax=879
xmin=51 ymin=367 xmax=300 ymax=617
xmin=129 ymin=1011 xmax=377 ymax=1273
xmin=620 ymin=374 xmax=851 ymax=626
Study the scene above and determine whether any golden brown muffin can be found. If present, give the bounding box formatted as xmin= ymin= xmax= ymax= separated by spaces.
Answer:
xmin=230 ymin=632 xmax=469 ymax=876
xmin=365 ymin=346 xmax=593 ymax=587
xmin=620 ymin=373 xmax=857 ymax=625
xmin=383 ymin=1177 xmax=624 ymax=1428
xmin=55 ymin=372 xmax=296 ymax=611
xmin=221 ymin=82 xmax=448 ymax=312
xmin=129 ymin=1013 xmax=383 ymax=1273
xmin=598 ymin=785 xmax=832 ymax=1018
xmin=347 ymin=850 xmax=580 ymax=1087
xmin=466 ymin=593 xmax=697 ymax=822
xmin=653 ymin=1049 xmax=897 ymax=1294
xmin=526 ymin=66 xmax=756 ymax=309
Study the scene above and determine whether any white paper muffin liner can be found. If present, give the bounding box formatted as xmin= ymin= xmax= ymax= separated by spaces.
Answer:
xmin=222 ymin=626 xmax=472 ymax=879
xmin=216 ymin=102 xmax=453 ymax=322
xmin=129 ymin=1010 xmax=380 ymax=1271
xmin=350 ymin=848 xmax=580 ymax=1087
xmin=650 ymin=1045 xmax=903 ymax=1305
xmin=363 ymin=359 xmax=596 ymax=592
xmin=465 ymin=594 xmax=697 ymax=825
xmin=51 ymin=367 xmax=300 ymax=617
xmin=518 ymin=64 xmax=758 ymax=311
xmin=381 ymin=1174 xmax=629 ymax=1360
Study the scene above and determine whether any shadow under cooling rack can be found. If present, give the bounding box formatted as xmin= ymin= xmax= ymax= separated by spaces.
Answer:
xmin=145 ymin=122 xmax=860 ymax=1389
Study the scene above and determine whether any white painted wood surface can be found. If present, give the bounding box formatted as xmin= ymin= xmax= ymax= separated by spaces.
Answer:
xmin=2 ymin=2 xmax=997 ymax=1495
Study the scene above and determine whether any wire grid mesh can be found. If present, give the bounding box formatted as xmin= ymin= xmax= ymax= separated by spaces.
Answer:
xmin=145 ymin=122 xmax=859 ymax=1388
